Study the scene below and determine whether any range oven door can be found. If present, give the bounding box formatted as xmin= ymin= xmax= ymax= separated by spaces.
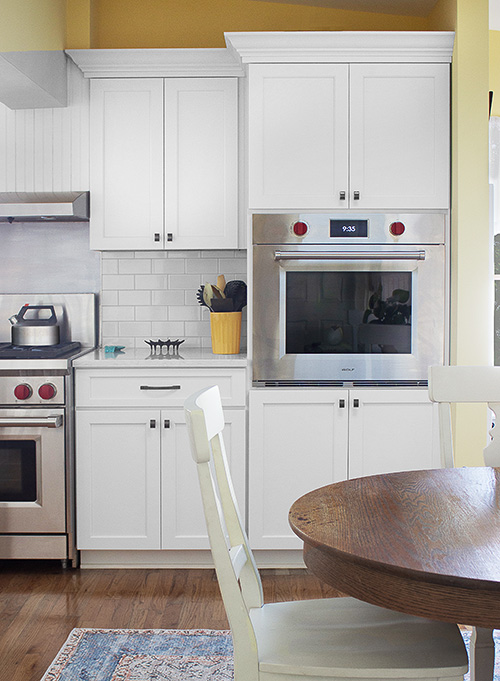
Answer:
xmin=252 ymin=244 xmax=446 ymax=385
xmin=0 ymin=408 xmax=66 ymax=533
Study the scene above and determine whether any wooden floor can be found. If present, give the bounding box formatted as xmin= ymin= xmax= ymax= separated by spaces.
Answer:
xmin=0 ymin=559 xmax=340 ymax=681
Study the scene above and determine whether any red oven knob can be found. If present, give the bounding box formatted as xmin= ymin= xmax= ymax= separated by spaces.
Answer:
xmin=38 ymin=383 xmax=57 ymax=400
xmin=389 ymin=221 xmax=406 ymax=236
xmin=292 ymin=221 xmax=309 ymax=237
xmin=14 ymin=383 xmax=32 ymax=400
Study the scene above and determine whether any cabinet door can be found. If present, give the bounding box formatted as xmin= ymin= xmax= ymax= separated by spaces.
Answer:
xmin=161 ymin=409 xmax=246 ymax=549
xmin=248 ymin=389 xmax=348 ymax=549
xmin=248 ymin=64 xmax=349 ymax=210
xmin=349 ymin=64 xmax=450 ymax=210
xmin=164 ymin=78 xmax=238 ymax=249
xmin=90 ymin=78 xmax=164 ymax=250
xmin=76 ymin=410 xmax=161 ymax=549
xmin=348 ymin=390 xmax=440 ymax=478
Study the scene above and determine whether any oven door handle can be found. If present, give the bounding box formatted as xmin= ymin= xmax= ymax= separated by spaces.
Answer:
xmin=0 ymin=415 xmax=63 ymax=428
xmin=274 ymin=250 xmax=426 ymax=261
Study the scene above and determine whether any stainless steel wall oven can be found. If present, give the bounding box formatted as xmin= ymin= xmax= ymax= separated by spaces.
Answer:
xmin=252 ymin=213 xmax=447 ymax=386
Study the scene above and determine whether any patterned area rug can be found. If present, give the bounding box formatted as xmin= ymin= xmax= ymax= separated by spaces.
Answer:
xmin=41 ymin=629 xmax=233 ymax=681
xmin=40 ymin=627 xmax=498 ymax=681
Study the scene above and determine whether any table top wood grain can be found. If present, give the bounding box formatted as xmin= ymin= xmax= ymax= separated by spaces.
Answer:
xmin=289 ymin=467 xmax=500 ymax=628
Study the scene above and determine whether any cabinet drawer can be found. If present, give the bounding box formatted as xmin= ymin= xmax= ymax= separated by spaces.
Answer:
xmin=76 ymin=369 xmax=246 ymax=408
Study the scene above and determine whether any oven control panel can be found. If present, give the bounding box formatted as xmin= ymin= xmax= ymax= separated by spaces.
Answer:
xmin=1 ymin=376 xmax=65 ymax=405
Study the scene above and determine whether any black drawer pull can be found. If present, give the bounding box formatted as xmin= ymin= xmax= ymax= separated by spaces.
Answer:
xmin=339 ymin=399 xmax=345 ymax=408
xmin=140 ymin=385 xmax=181 ymax=391
xmin=353 ymin=398 xmax=360 ymax=408
xmin=150 ymin=419 xmax=156 ymax=428
xmin=164 ymin=419 xmax=171 ymax=429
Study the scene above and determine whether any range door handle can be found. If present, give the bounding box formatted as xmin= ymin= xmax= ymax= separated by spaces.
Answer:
xmin=0 ymin=415 xmax=63 ymax=428
xmin=274 ymin=251 xmax=426 ymax=262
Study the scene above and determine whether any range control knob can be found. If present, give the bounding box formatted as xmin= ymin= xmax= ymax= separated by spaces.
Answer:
xmin=38 ymin=383 xmax=57 ymax=400
xmin=389 ymin=221 xmax=406 ymax=237
xmin=14 ymin=383 xmax=32 ymax=400
xmin=292 ymin=221 xmax=309 ymax=237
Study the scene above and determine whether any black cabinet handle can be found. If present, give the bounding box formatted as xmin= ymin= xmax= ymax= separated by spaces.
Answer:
xmin=164 ymin=419 xmax=171 ymax=429
xmin=140 ymin=385 xmax=181 ymax=391
xmin=339 ymin=399 xmax=345 ymax=408
xmin=353 ymin=399 xmax=360 ymax=408
xmin=150 ymin=419 xmax=156 ymax=428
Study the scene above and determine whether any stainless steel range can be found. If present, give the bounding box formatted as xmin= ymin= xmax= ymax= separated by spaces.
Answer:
xmin=0 ymin=294 xmax=96 ymax=566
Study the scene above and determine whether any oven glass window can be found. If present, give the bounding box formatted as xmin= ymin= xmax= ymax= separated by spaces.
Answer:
xmin=0 ymin=441 xmax=37 ymax=501
xmin=286 ymin=271 xmax=412 ymax=354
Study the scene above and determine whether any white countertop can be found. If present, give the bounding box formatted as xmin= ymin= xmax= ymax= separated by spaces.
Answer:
xmin=73 ymin=346 xmax=248 ymax=368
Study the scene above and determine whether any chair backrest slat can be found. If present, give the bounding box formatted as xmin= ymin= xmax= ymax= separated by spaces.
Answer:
xmin=428 ymin=366 xmax=500 ymax=467
xmin=184 ymin=385 xmax=264 ymax=657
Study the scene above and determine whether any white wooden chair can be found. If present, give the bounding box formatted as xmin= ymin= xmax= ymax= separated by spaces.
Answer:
xmin=428 ymin=365 xmax=500 ymax=468
xmin=184 ymin=385 xmax=468 ymax=681
xmin=428 ymin=365 xmax=500 ymax=681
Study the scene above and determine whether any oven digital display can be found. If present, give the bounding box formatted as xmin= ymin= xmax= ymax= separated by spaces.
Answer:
xmin=330 ymin=219 xmax=368 ymax=238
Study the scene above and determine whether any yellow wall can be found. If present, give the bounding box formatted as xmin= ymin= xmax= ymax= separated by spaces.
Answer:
xmin=450 ymin=0 xmax=490 ymax=465
xmin=86 ymin=0 xmax=426 ymax=49
xmin=491 ymin=30 xmax=500 ymax=116
xmin=0 ymin=0 xmax=66 ymax=51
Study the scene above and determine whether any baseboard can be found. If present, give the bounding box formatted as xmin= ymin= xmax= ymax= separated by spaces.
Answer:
xmin=79 ymin=549 xmax=305 ymax=569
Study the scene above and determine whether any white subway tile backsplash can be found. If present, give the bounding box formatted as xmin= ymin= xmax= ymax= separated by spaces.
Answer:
xmin=151 ymin=321 xmax=185 ymax=336
xmin=168 ymin=305 xmax=201 ymax=321
xmin=152 ymin=259 xmax=186 ymax=274
xmin=152 ymin=290 xmax=185 ymax=305
xmin=119 ymin=290 xmax=152 ymax=306
xmin=185 ymin=258 xmax=219 ymax=274
xmin=119 ymin=259 xmax=152 ymax=274
xmin=134 ymin=274 xmax=167 ymax=290
xmin=135 ymin=305 xmax=169 ymax=321
xmin=119 ymin=321 xmax=152 ymax=337
xmin=102 ymin=274 xmax=135 ymax=290
xmin=102 ymin=259 xmax=119 ymax=275
xmin=100 ymin=249 xmax=247 ymax=350
xmin=102 ymin=306 xmax=135 ymax=322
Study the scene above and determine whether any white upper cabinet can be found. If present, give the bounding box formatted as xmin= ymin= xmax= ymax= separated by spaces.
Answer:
xmin=90 ymin=78 xmax=164 ymax=250
xmin=349 ymin=64 xmax=450 ymax=210
xmin=248 ymin=62 xmax=450 ymax=211
xmin=89 ymin=77 xmax=238 ymax=250
xmin=248 ymin=64 xmax=349 ymax=211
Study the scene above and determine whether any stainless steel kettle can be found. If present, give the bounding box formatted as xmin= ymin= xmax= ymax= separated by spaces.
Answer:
xmin=9 ymin=304 xmax=60 ymax=346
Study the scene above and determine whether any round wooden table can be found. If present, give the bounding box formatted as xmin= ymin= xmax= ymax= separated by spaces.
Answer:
xmin=289 ymin=467 xmax=500 ymax=681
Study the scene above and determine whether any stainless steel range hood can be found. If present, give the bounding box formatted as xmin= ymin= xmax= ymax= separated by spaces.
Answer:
xmin=0 ymin=192 xmax=89 ymax=222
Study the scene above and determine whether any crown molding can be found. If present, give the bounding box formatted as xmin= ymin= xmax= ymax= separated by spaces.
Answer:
xmin=224 ymin=31 xmax=455 ymax=64
xmin=65 ymin=48 xmax=244 ymax=78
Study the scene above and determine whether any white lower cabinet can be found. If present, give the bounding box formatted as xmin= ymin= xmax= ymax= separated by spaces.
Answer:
xmin=75 ymin=368 xmax=246 ymax=551
xmin=248 ymin=388 xmax=439 ymax=549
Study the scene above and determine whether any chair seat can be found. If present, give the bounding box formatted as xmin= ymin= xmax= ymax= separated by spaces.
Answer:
xmin=249 ymin=597 xmax=468 ymax=678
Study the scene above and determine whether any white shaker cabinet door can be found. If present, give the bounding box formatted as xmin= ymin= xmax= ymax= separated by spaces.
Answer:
xmin=90 ymin=78 xmax=164 ymax=250
xmin=161 ymin=409 xmax=246 ymax=549
xmin=349 ymin=64 xmax=450 ymax=210
xmin=76 ymin=410 xmax=161 ymax=550
xmin=164 ymin=78 xmax=238 ymax=249
xmin=248 ymin=64 xmax=349 ymax=210
xmin=348 ymin=390 xmax=440 ymax=479
xmin=248 ymin=389 xmax=348 ymax=550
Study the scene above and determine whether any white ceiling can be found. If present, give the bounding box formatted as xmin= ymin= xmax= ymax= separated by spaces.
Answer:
xmin=248 ymin=0 xmax=439 ymax=18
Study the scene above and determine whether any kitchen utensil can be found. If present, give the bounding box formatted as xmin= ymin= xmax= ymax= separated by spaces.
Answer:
xmin=9 ymin=304 xmax=60 ymax=346
xmin=217 ymin=275 xmax=226 ymax=294
xmin=196 ymin=286 xmax=211 ymax=310
xmin=201 ymin=285 xmax=213 ymax=311
xmin=224 ymin=280 xmax=247 ymax=311
xmin=211 ymin=298 xmax=234 ymax=312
